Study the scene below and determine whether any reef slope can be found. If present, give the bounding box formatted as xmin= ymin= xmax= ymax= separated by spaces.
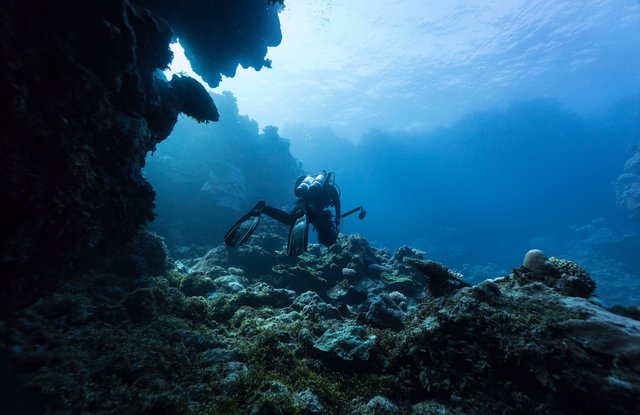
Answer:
xmin=2 ymin=234 xmax=638 ymax=414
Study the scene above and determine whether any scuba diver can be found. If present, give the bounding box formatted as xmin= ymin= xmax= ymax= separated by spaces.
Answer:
xmin=223 ymin=171 xmax=366 ymax=256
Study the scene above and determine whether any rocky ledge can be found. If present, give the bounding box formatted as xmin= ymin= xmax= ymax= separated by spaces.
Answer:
xmin=0 ymin=0 xmax=282 ymax=313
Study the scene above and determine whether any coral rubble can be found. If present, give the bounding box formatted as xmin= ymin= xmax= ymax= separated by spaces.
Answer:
xmin=2 ymin=234 xmax=638 ymax=414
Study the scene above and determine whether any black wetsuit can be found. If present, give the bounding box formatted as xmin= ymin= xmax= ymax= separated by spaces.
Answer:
xmin=262 ymin=180 xmax=341 ymax=247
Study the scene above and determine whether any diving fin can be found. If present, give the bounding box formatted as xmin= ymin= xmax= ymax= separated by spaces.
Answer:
xmin=287 ymin=212 xmax=309 ymax=257
xmin=223 ymin=201 xmax=265 ymax=247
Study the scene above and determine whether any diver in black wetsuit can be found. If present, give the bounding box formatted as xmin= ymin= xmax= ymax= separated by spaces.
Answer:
xmin=224 ymin=171 xmax=363 ymax=256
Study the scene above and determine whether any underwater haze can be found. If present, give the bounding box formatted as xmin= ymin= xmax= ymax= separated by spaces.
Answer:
xmin=6 ymin=1 xmax=640 ymax=413
xmin=219 ymin=0 xmax=640 ymax=139
xmin=149 ymin=0 xmax=640 ymax=306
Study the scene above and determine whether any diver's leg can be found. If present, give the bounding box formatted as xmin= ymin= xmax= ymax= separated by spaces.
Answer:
xmin=315 ymin=210 xmax=338 ymax=247
xmin=263 ymin=205 xmax=296 ymax=225
xmin=262 ymin=199 xmax=306 ymax=225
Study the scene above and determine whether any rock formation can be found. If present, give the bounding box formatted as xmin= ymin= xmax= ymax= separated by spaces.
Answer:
xmin=0 ymin=0 xmax=283 ymax=312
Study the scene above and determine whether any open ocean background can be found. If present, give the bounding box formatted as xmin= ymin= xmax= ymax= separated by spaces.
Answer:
xmin=146 ymin=0 xmax=640 ymax=306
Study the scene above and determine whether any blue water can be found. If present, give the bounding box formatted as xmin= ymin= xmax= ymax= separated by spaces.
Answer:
xmin=146 ymin=1 xmax=640 ymax=306
xmin=145 ymin=92 xmax=640 ymax=306
xmin=287 ymin=97 xmax=640 ymax=304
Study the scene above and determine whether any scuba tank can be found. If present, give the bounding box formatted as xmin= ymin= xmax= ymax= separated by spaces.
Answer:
xmin=295 ymin=175 xmax=315 ymax=198
xmin=295 ymin=171 xmax=330 ymax=199
xmin=308 ymin=171 xmax=327 ymax=198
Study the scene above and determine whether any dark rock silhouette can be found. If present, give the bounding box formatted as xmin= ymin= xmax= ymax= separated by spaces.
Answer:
xmin=136 ymin=0 xmax=284 ymax=87
xmin=0 ymin=0 xmax=281 ymax=312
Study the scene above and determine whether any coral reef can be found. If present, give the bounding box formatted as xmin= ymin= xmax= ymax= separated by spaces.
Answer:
xmin=2 ymin=235 xmax=638 ymax=414
xmin=179 ymin=273 xmax=216 ymax=297
xmin=404 ymin=258 xmax=471 ymax=297
xmin=548 ymin=257 xmax=597 ymax=298
xmin=0 ymin=0 xmax=282 ymax=313
xmin=4 ymin=2 xmax=637 ymax=412
xmin=514 ymin=249 xmax=596 ymax=299
xmin=523 ymin=248 xmax=556 ymax=275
